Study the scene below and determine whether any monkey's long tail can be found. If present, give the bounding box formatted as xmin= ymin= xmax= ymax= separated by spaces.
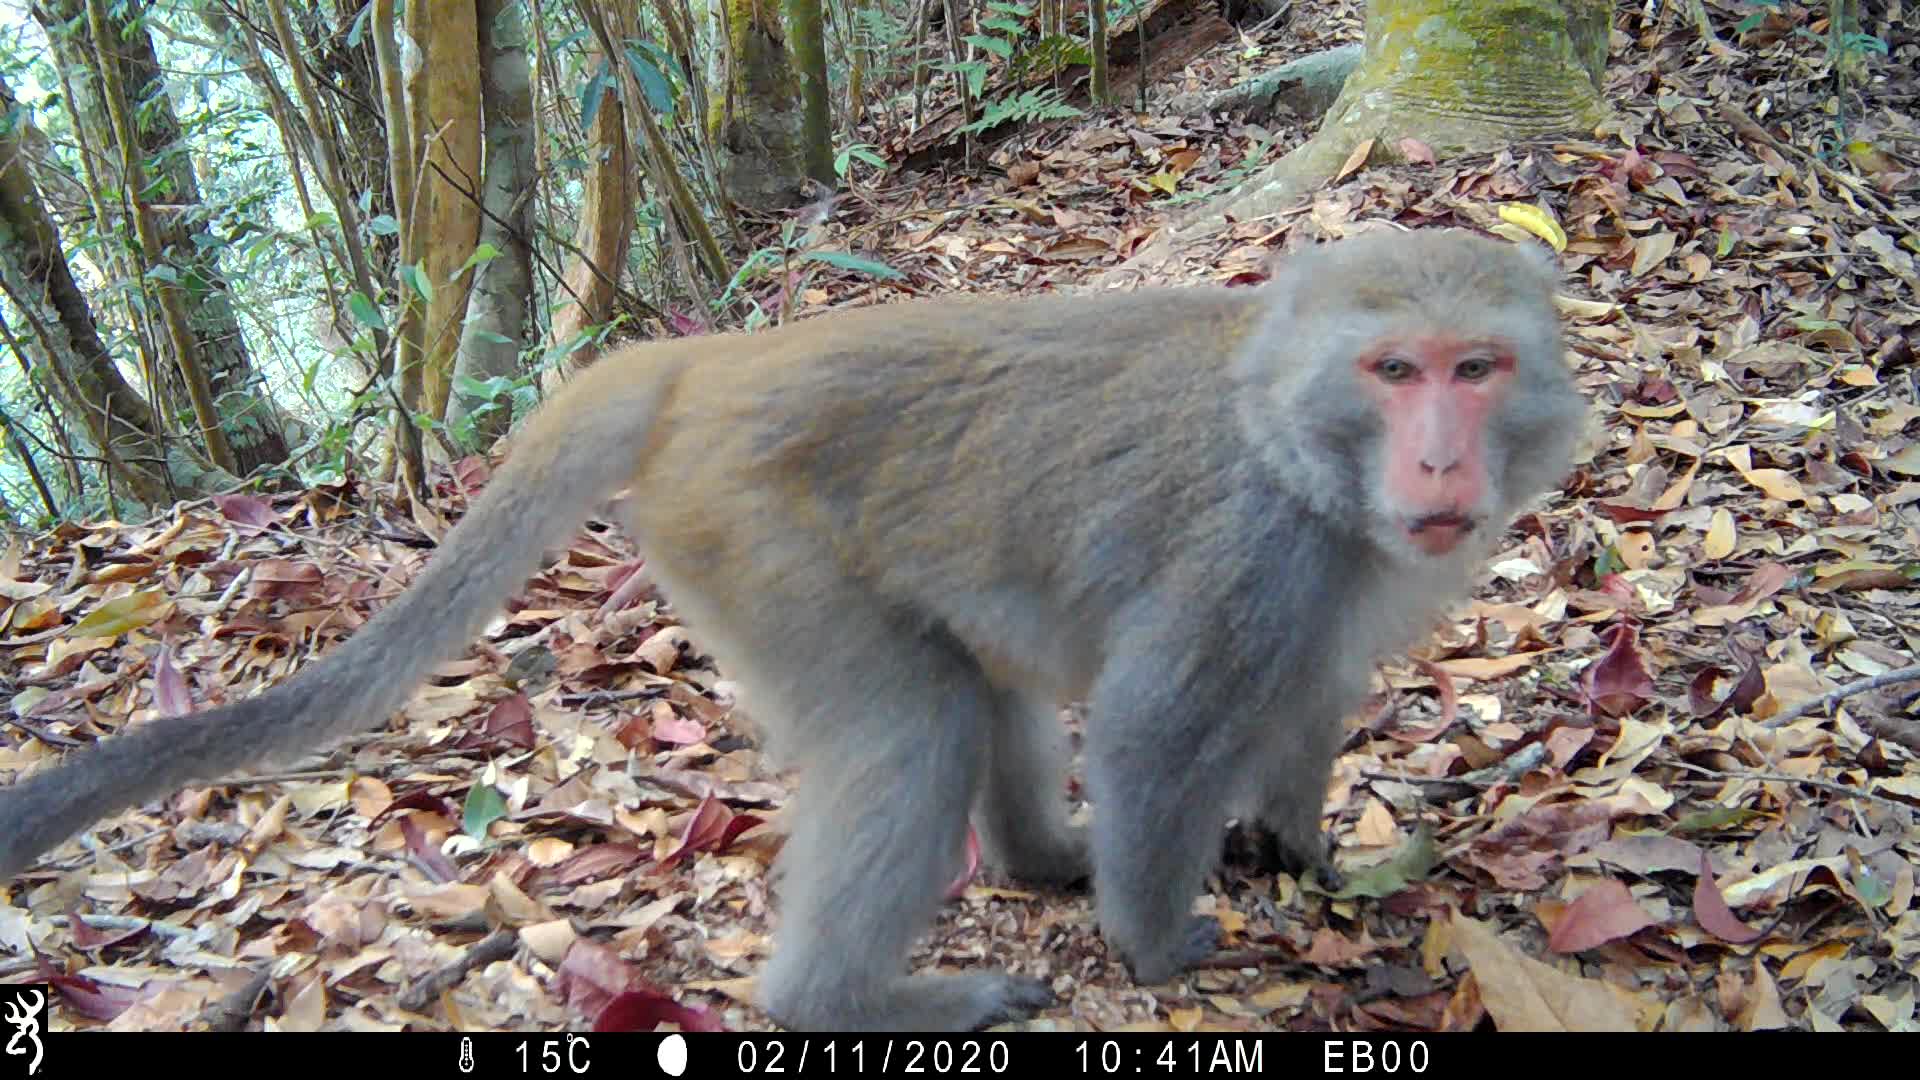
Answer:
xmin=0 ymin=358 xmax=681 ymax=881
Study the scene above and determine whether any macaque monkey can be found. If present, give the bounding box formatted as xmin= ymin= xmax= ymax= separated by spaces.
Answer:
xmin=0 ymin=229 xmax=1586 ymax=1030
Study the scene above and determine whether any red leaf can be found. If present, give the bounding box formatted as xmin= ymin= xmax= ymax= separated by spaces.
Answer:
xmin=1692 ymin=851 xmax=1764 ymax=944
xmin=368 ymin=791 xmax=457 ymax=828
xmin=64 ymin=905 xmax=145 ymax=951
xmin=555 ymin=939 xmax=637 ymax=1016
xmin=151 ymin=647 xmax=192 ymax=717
xmin=1595 ymin=503 xmax=1669 ymax=525
xmin=1546 ymin=879 xmax=1659 ymax=953
xmin=39 ymin=970 xmax=143 ymax=1022
xmin=549 ymin=843 xmax=649 ymax=885
xmin=593 ymin=988 xmax=726 ymax=1033
xmin=1582 ymin=622 xmax=1655 ymax=717
xmin=1688 ymin=661 xmax=1764 ymax=718
xmin=483 ymin=693 xmax=538 ymax=749
xmin=212 ymin=493 xmax=279 ymax=529
xmin=399 ymin=816 xmax=460 ymax=883
xmin=650 ymin=710 xmax=706 ymax=747
xmin=660 ymin=796 xmax=762 ymax=867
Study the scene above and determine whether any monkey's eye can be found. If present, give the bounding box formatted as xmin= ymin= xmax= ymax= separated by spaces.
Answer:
xmin=1374 ymin=356 xmax=1417 ymax=382
xmin=1454 ymin=356 xmax=1494 ymax=382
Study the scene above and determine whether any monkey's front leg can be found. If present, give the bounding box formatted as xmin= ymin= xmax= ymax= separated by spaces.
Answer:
xmin=1239 ymin=707 xmax=1349 ymax=889
xmin=1082 ymin=659 xmax=1249 ymax=984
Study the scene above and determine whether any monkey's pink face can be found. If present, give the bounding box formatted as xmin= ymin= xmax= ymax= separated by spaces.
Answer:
xmin=1357 ymin=335 xmax=1516 ymax=560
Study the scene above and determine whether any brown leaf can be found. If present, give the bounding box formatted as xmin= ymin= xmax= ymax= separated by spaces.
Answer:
xmin=1581 ymin=622 xmax=1655 ymax=717
xmin=1692 ymin=850 xmax=1765 ymax=944
xmin=1448 ymin=913 xmax=1649 ymax=1031
xmin=1544 ymin=880 xmax=1659 ymax=953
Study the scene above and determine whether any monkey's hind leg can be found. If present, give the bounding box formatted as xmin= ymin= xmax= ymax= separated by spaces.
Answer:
xmin=754 ymin=631 xmax=1055 ymax=1031
xmin=975 ymin=691 xmax=1090 ymax=887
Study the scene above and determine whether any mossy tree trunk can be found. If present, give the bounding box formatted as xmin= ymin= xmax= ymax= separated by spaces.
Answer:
xmin=1191 ymin=0 xmax=1612 ymax=228
xmin=709 ymin=0 xmax=813 ymax=208
xmin=786 ymin=0 xmax=836 ymax=185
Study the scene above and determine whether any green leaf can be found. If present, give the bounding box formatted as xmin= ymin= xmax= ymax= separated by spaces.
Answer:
xmin=964 ymin=34 xmax=1015 ymax=59
xmin=462 ymin=782 xmax=508 ymax=840
xmin=455 ymin=373 xmax=516 ymax=401
xmin=369 ymin=214 xmax=401 ymax=236
xmin=580 ymin=64 xmax=613 ymax=129
xmin=146 ymin=264 xmax=180 ymax=284
xmin=456 ymin=243 xmax=503 ymax=279
xmin=402 ymin=263 xmax=433 ymax=303
xmin=801 ymin=250 xmax=905 ymax=280
xmin=347 ymin=291 xmax=387 ymax=331
xmin=347 ymin=2 xmax=372 ymax=48
xmin=1313 ymin=824 xmax=1439 ymax=899
xmin=622 ymin=45 xmax=677 ymax=117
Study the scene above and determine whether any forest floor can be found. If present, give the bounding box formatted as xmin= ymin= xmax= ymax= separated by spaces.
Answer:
xmin=3 ymin=0 xmax=1918 ymax=1034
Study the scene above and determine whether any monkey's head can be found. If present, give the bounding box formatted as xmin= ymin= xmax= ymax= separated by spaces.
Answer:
xmin=1237 ymin=228 xmax=1588 ymax=566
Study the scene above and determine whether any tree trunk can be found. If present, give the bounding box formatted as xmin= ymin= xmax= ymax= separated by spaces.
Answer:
xmin=449 ymin=0 xmax=539 ymax=448
xmin=83 ymin=0 xmax=239 ymax=476
xmin=544 ymin=37 xmax=637 ymax=381
xmin=32 ymin=0 xmax=297 ymax=475
xmin=709 ymin=0 xmax=813 ymax=208
xmin=405 ymin=0 xmax=485 ymax=423
xmin=0 ymin=75 xmax=233 ymax=508
xmin=1331 ymin=0 xmax=1608 ymax=152
xmin=787 ymin=0 xmax=836 ymax=184
xmin=1139 ymin=0 xmax=1611 ymax=260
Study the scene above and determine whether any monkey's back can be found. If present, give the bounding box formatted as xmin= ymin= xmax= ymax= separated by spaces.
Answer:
xmin=616 ymin=286 xmax=1275 ymax=701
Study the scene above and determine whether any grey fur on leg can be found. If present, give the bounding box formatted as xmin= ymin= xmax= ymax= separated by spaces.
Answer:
xmin=975 ymin=691 xmax=1090 ymax=887
xmin=753 ymin=627 xmax=1055 ymax=1032
xmin=1247 ymin=710 xmax=1350 ymax=887
xmin=1083 ymin=663 xmax=1240 ymax=983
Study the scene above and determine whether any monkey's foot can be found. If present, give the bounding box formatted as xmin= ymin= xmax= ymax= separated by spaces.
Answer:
xmin=763 ymin=972 xmax=1054 ymax=1031
xmin=1116 ymin=915 xmax=1222 ymax=986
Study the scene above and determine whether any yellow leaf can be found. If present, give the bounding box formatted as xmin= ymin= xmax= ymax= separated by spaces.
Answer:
xmin=1622 ymin=400 xmax=1686 ymax=419
xmin=1703 ymin=508 xmax=1735 ymax=559
xmin=67 ymin=590 xmax=168 ymax=637
xmin=1743 ymin=468 xmax=1806 ymax=503
xmin=1652 ymin=460 xmax=1699 ymax=511
xmin=1147 ymin=171 xmax=1178 ymax=196
xmin=1616 ymin=529 xmax=1656 ymax=570
xmin=1335 ymin=138 xmax=1374 ymax=181
xmin=1496 ymin=204 xmax=1567 ymax=250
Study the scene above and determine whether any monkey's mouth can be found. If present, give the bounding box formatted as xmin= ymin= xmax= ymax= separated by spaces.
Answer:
xmin=1407 ymin=512 xmax=1475 ymax=556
